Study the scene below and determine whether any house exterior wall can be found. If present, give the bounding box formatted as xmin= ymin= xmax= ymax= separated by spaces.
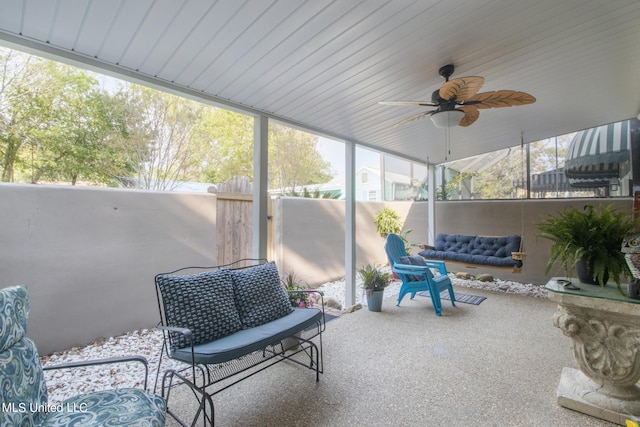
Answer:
xmin=356 ymin=169 xmax=381 ymax=201
xmin=0 ymin=184 xmax=216 ymax=355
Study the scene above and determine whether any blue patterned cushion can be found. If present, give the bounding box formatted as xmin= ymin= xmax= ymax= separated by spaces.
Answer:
xmin=156 ymin=269 xmax=242 ymax=350
xmin=40 ymin=388 xmax=166 ymax=427
xmin=0 ymin=285 xmax=29 ymax=353
xmin=0 ymin=337 xmax=49 ymax=426
xmin=231 ymin=262 xmax=293 ymax=328
xmin=0 ymin=286 xmax=166 ymax=427
xmin=0 ymin=286 xmax=49 ymax=426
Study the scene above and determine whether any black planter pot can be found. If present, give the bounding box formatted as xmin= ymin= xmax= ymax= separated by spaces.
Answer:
xmin=576 ymin=257 xmax=608 ymax=285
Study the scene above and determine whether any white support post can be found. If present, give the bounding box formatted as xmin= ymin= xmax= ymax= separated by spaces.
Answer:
xmin=379 ymin=153 xmax=386 ymax=201
xmin=427 ymin=163 xmax=436 ymax=246
xmin=253 ymin=115 xmax=269 ymax=259
xmin=344 ymin=141 xmax=356 ymax=308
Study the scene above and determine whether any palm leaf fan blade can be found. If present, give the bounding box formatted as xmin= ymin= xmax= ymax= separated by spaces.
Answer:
xmin=457 ymin=106 xmax=479 ymax=127
xmin=379 ymin=101 xmax=438 ymax=106
xmin=467 ymin=90 xmax=536 ymax=109
xmin=393 ymin=110 xmax=434 ymax=127
xmin=439 ymin=76 xmax=484 ymax=101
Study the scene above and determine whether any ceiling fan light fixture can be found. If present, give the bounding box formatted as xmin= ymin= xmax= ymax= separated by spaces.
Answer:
xmin=382 ymin=65 xmax=534 ymax=128
xmin=430 ymin=109 xmax=465 ymax=128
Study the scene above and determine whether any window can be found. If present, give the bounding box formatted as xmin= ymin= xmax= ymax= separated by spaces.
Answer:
xmin=436 ymin=118 xmax=638 ymax=200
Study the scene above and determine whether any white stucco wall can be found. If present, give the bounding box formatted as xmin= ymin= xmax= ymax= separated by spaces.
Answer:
xmin=272 ymin=196 xmax=634 ymax=287
xmin=0 ymin=184 xmax=216 ymax=355
xmin=1 ymin=182 xmax=633 ymax=354
xmin=272 ymin=197 xmax=428 ymax=287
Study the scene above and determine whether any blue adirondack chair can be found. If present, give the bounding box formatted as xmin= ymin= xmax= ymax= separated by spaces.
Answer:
xmin=385 ymin=233 xmax=456 ymax=316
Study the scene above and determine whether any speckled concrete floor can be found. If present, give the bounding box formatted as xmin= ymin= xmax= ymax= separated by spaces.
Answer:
xmin=164 ymin=286 xmax=618 ymax=427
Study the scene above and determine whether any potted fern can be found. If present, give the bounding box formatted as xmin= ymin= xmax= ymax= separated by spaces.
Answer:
xmin=536 ymin=204 xmax=638 ymax=288
xmin=358 ymin=264 xmax=391 ymax=312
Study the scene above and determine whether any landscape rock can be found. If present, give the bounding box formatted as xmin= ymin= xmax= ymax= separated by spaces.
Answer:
xmin=346 ymin=303 xmax=362 ymax=313
xmin=323 ymin=297 xmax=342 ymax=311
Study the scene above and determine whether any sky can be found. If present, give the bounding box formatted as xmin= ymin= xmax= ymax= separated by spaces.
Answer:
xmin=317 ymin=137 xmax=346 ymax=175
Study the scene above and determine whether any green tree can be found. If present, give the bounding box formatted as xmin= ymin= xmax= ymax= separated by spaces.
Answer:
xmin=268 ymin=123 xmax=331 ymax=193
xmin=29 ymin=64 xmax=132 ymax=185
xmin=0 ymin=48 xmax=134 ymax=185
xmin=287 ymin=187 xmax=341 ymax=199
xmin=195 ymin=114 xmax=333 ymax=192
xmin=196 ymin=108 xmax=255 ymax=183
xmin=119 ymin=85 xmax=209 ymax=190
xmin=0 ymin=49 xmax=42 ymax=182
xmin=437 ymin=171 xmax=477 ymax=200
xmin=528 ymin=135 xmax=572 ymax=175
xmin=471 ymin=148 xmax=523 ymax=199
xmin=1 ymin=47 xmax=333 ymax=190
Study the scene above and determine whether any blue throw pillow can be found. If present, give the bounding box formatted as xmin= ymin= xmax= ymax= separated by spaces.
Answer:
xmin=156 ymin=268 xmax=242 ymax=350
xmin=398 ymin=255 xmax=433 ymax=282
xmin=231 ymin=262 xmax=293 ymax=328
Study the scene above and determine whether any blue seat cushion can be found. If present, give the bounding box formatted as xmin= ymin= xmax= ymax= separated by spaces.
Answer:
xmin=471 ymin=235 xmax=521 ymax=257
xmin=433 ymin=233 xmax=475 ymax=254
xmin=231 ymin=262 xmax=293 ymax=329
xmin=419 ymin=233 xmax=521 ymax=267
xmin=40 ymin=388 xmax=166 ymax=427
xmin=172 ymin=308 xmax=322 ymax=365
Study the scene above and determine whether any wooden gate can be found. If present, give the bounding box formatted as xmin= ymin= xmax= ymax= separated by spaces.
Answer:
xmin=210 ymin=176 xmax=272 ymax=265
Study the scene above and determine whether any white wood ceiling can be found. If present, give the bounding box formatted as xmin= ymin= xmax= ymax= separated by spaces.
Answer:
xmin=0 ymin=0 xmax=639 ymax=165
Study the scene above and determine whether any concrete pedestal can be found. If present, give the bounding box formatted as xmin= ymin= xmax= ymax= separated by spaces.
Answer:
xmin=557 ymin=367 xmax=640 ymax=425
xmin=546 ymin=278 xmax=640 ymax=426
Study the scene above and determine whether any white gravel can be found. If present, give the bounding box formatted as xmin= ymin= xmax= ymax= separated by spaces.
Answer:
xmin=41 ymin=269 xmax=546 ymax=403
xmin=41 ymin=329 xmax=183 ymax=404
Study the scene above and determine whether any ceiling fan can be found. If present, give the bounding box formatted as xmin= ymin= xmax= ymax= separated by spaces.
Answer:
xmin=379 ymin=64 xmax=536 ymax=128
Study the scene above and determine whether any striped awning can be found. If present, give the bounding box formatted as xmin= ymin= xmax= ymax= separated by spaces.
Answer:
xmin=530 ymin=168 xmax=572 ymax=192
xmin=565 ymin=120 xmax=631 ymax=187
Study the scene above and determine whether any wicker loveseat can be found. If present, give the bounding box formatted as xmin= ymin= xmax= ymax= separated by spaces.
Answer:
xmin=154 ymin=259 xmax=325 ymax=426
